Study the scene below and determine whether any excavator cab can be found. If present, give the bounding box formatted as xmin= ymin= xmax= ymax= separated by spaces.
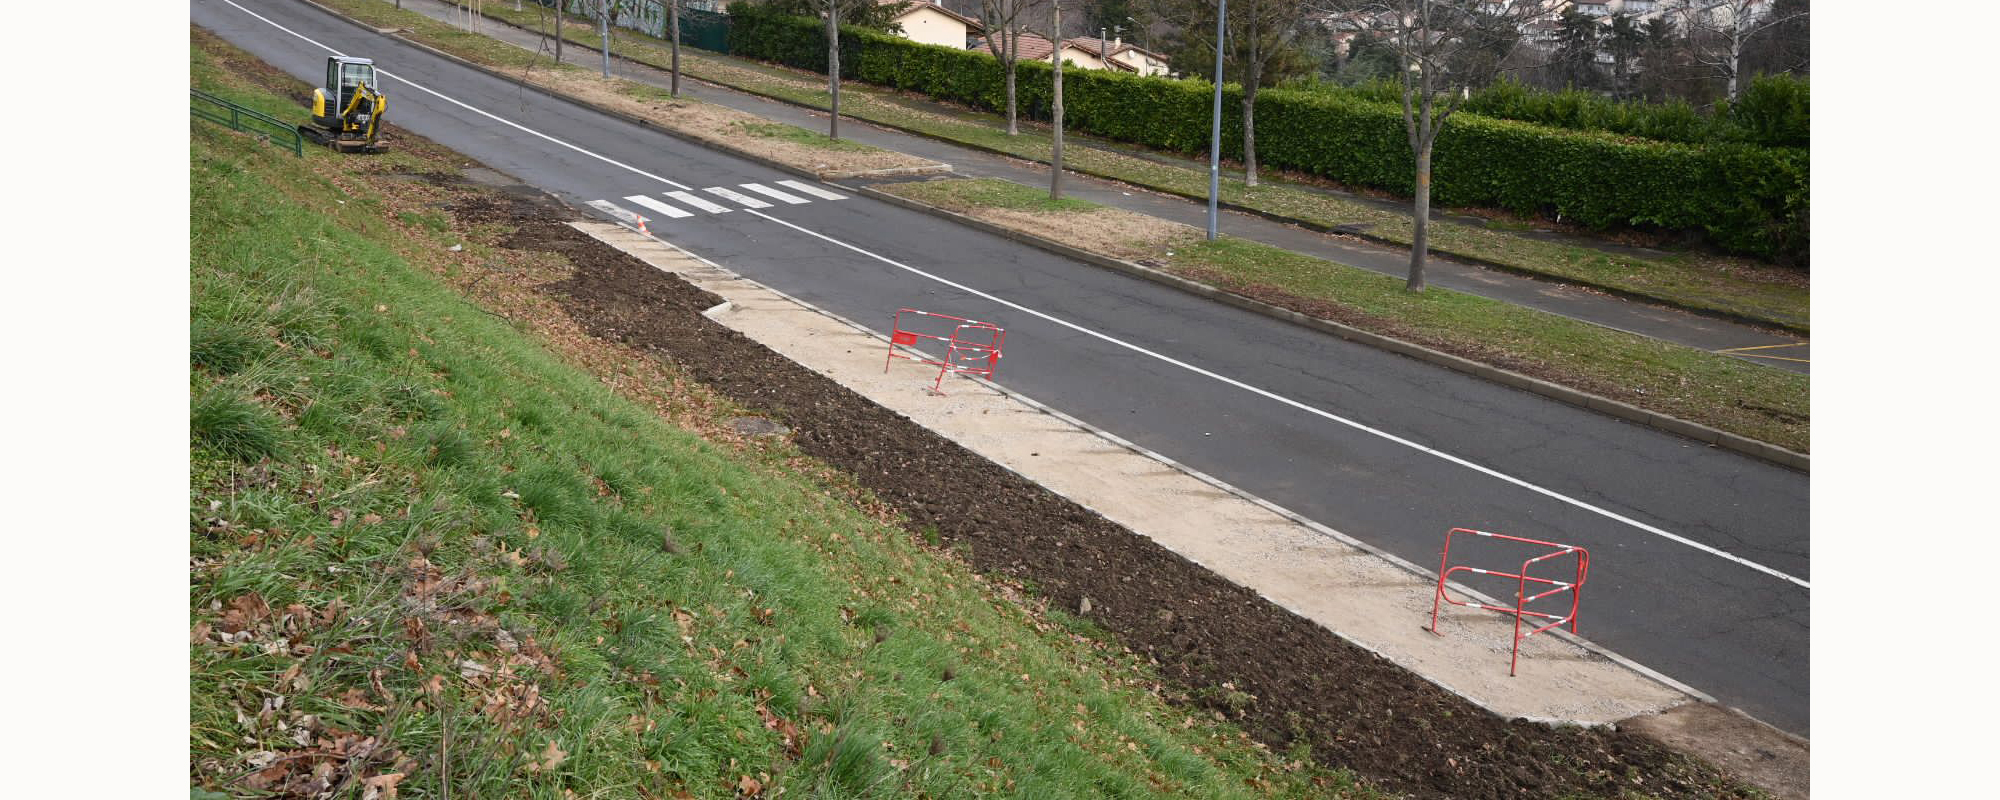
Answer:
xmin=301 ymin=56 xmax=388 ymax=152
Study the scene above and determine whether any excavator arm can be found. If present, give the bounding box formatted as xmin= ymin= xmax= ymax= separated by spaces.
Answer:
xmin=338 ymin=81 xmax=387 ymax=147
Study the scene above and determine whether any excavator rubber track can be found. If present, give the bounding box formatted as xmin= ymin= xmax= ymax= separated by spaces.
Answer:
xmin=296 ymin=124 xmax=388 ymax=153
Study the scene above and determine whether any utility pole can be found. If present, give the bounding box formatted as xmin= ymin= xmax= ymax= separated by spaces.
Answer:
xmin=1205 ymin=0 xmax=1225 ymax=240
xmin=1050 ymin=0 xmax=1064 ymax=200
xmin=596 ymin=0 xmax=612 ymax=78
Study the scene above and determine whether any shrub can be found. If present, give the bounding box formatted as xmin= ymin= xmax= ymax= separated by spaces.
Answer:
xmin=720 ymin=3 xmax=1807 ymax=262
xmin=1728 ymin=74 xmax=1810 ymax=149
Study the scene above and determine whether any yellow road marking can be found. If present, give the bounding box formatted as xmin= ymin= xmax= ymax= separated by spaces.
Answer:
xmin=1728 ymin=353 xmax=1810 ymax=363
xmin=1715 ymin=342 xmax=1809 ymax=353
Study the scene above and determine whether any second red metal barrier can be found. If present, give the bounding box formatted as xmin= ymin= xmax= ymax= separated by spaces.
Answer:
xmin=884 ymin=308 xmax=1005 ymax=394
xmin=1429 ymin=527 xmax=1589 ymax=676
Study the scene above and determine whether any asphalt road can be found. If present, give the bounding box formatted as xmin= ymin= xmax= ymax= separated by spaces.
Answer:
xmin=193 ymin=0 xmax=1811 ymax=736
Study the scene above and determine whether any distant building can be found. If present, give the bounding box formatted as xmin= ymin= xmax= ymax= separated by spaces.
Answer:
xmin=879 ymin=0 xmax=985 ymax=50
xmin=1063 ymin=37 xmax=1172 ymax=77
xmin=970 ymin=32 xmax=1171 ymax=76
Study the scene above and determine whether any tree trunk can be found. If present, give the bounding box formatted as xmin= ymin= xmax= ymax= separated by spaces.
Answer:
xmin=1243 ymin=64 xmax=1261 ymax=188
xmin=1725 ymin=25 xmax=1742 ymax=100
xmin=1005 ymin=57 xmax=1018 ymax=135
xmin=1408 ymin=144 xmax=1431 ymax=292
xmin=554 ymin=2 xmax=563 ymax=64
xmin=1050 ymin=1 xmax=1064 ymax=200
xmin=1242 ymin=14 xmax=1261 ymax=188
xmin=827 ymin=4 xmax=841 ymax=139
xmin=669 ymin=0 xmax=681 ymax=96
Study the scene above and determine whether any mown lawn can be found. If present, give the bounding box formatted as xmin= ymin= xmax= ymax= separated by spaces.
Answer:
xmin=356 ymin=0 xmax=1809 ymax=331
xmin=876 ymin=178 xmax=1809 ymax=454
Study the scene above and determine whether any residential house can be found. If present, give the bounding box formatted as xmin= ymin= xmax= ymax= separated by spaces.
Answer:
xmin=970 ymin=32 xmax=1156 ymax=74
xmin=1063 ymin=37 xmax=1172 ymax=77
xmin=879 ymin=0 xmax=985 ymax=50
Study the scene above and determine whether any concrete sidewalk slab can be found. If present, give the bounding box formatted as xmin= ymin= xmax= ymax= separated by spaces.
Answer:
xmin=572 ymin=219 xmax=1695 ymax=727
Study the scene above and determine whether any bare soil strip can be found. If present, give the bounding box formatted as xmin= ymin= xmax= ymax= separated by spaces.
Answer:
xmin=443 ymin=188 xmax=1762 ymax=799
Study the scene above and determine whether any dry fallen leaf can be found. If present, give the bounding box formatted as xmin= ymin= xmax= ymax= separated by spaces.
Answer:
xmin=736 ymin=774 xmax=763 ymax=796
xmin=528 ymin=739 xmax=567 ymax=773
xmin=360 ymin=771 xmax=405 ymax=800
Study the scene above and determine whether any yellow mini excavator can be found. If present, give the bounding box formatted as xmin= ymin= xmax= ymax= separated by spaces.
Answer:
xmin=300 ymin=56 xmax=388 ymax=152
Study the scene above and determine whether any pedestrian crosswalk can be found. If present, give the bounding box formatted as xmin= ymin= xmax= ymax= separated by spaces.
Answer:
xmin=591 ymin=180 xmax=847 ymax=229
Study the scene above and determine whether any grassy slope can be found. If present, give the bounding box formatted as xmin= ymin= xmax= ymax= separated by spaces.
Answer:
xmin=188 ymin=36 xmax=1365 ymax=799
xmin=875 ymin=178 xmax=1809 ymax=454
xmin=362 ymin=0 xmax=1809 ymax=331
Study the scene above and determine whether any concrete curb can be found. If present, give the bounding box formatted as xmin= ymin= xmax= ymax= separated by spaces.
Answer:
xmin=855 ymin=186 xmax=1810 ymax=473
xmin=531 ymin=27 xmax=1808 ymax=337
xmin=295 ymin=0 xmax=947 ymax=184
xmin=300 ymin=0 xmax=1808 ymax=472
xmin=365 ymin=0 xmax=1810 ymax=336
xmin=576 ymin=219 xmax=1712 ymax=725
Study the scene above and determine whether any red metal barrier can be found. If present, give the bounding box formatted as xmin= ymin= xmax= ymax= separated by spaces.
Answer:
xmin=884 ymin=308 xmax=1006 ymax=394
xmin=1429 ymin=527 xmax=1589 ymax=676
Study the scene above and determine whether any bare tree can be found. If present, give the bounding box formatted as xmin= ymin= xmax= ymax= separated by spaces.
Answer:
xmin=1152 ymin=0 xmax=1309 ymax=187
xmin=1319 ymin=0 xmax=1548 ymax=291
xmin=1233 ymin=0 xmax=1306 ymax=186
xmin=811 ymin=0 xmax=893 ymax=139
xmin=979 ymin=0 xmax=1048 ymax=135
xmin=1669 ymin=0 xmax=1807 ymax=100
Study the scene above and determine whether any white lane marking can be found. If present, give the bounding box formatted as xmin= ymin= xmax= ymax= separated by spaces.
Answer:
xmin=666 ymin=190 xmax=732 ymax=214
xmin=740 ymin=183 xmax=811 ymax=205
xmin=739 ymin=206 xmax=1813 ymax=591
xmin=585 ymin=200 xmax=644 ymax=227
xmin=220 ymin=0 xmax=1808 ymax=591
xmin=624 ymin=194 xmax=694 ymax=219
xmin=215 ymin=0 xmax=698 ymax=194
xmin=777 ymin=180 xmax=849 ymax=201
xmin=704 ymin=187 xmax=773 ymax=209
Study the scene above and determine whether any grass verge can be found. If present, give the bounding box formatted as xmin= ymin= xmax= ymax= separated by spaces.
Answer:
xmin=190 ymin=30 xmax=1369 ymax=799
xmin=375 ymin=0 xmax=1808 ymax=331
xmin=874 ymin=178 xmax=1809 ymax=454
xmin=303 ymin=0 xmax=926 ymax=177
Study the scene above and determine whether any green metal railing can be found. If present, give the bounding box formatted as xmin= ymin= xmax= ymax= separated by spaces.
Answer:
xmin=191 ymin=89 xmax=303 ymax=157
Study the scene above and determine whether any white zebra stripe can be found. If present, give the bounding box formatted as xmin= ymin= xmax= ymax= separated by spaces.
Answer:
xmin=624 ymin=194 xmax=694 ymax=219
xmin=740 ymin=182 xmax=811 ymax=205
xmin=666 ymin=190 xmax=733 ymax=214
xmin=703 ymin=186 xmax=773 ymax=209
xmin=586 ymin=199 xmax=644 ymax=226
xmin=775 ymin=179 xmax=849 ymax=201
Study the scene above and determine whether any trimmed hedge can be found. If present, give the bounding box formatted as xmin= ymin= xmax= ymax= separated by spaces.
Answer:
xmin=1325 ymin=76 xmax=1810 ymax=150
xmin=725 ymin=3 xmax=1807 ymax=263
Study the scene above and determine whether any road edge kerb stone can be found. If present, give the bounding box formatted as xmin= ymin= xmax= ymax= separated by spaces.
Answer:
xmin=294 ymin=0 xmax=948 ymax=184
xmin=296 ymin=0 xmax=1807 ymax=472
xmin=583 ymin=219 xmax=1819 ymax=785
xmin=569 ymin=219 xmax=1710 ymax=725
xmin=854 ymin=186 xmax=1810 ymax=473
xmin=202 ymin=8 xmax=1811 ymax=777
xmin=400 ymin=0 xmax=1808 ymax=336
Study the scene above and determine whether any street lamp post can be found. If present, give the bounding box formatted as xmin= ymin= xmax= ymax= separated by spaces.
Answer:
xmin=599 ymin=0 xmax=613 ymax=78
xmin=1206 ymin=0 xmax=1226 ymax=240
